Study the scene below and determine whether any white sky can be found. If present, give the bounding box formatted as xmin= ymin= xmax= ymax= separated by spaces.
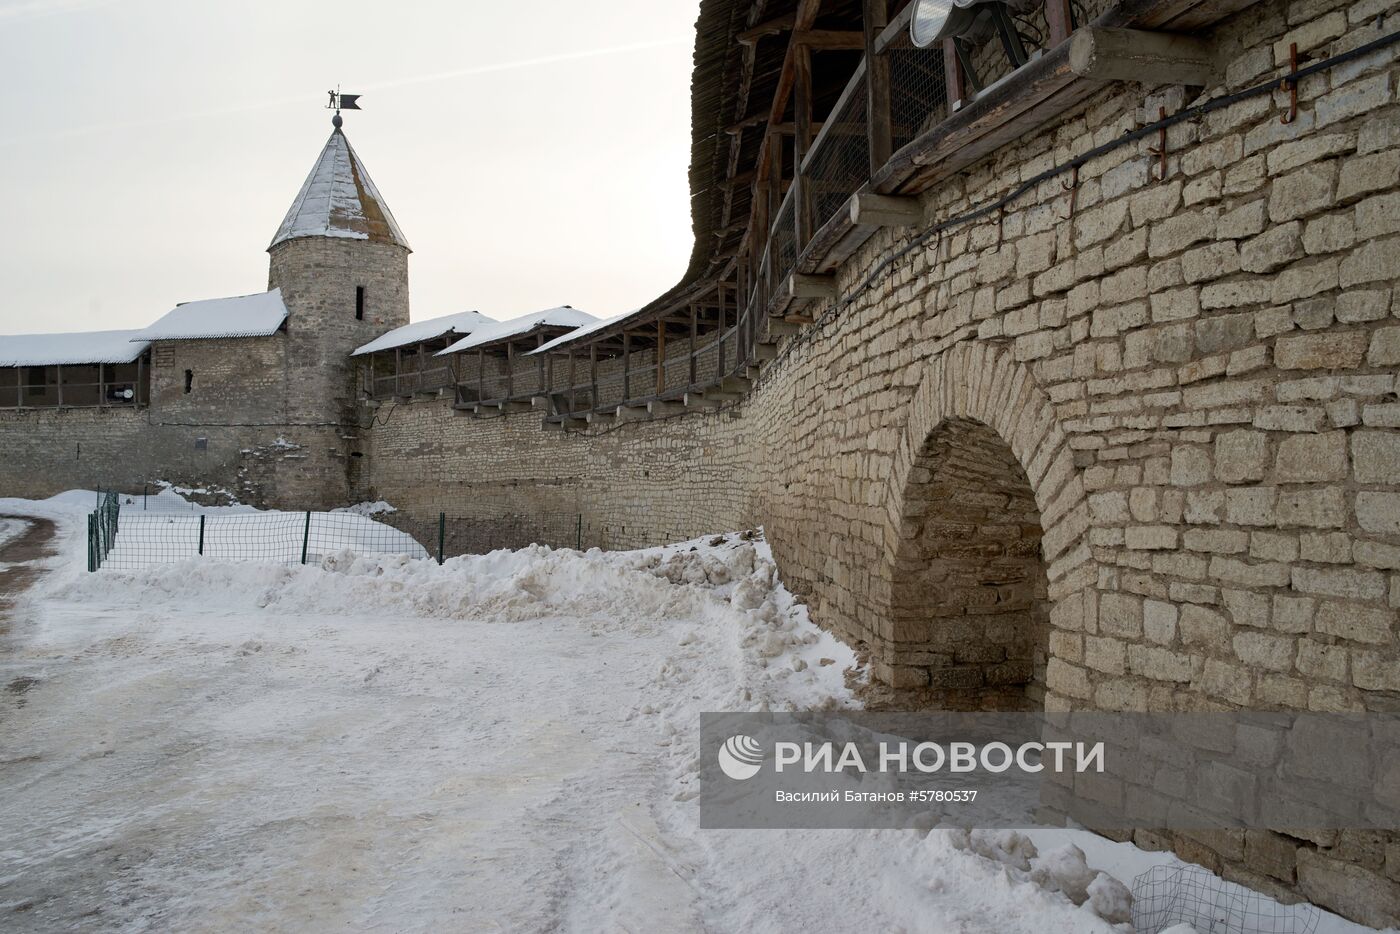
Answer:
xmin=0 ymin=0 xmax=701 ymax=333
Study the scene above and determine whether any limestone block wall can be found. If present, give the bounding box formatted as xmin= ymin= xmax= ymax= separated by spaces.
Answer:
xmin=0 ymin=404 xmax=348 ymax=508
xmin=363 ymin=0 xmax=1400 ymax=918
xmin=269 ymin=237 xmax=410 ymax=426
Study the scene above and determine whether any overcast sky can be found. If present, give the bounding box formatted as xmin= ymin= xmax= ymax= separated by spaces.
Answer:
xmin=0 ymin=0 xmax=701 ymax=334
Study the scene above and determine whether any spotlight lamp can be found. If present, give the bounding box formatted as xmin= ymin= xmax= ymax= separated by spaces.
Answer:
xmin=911 ymin=0 xmax=1054 ymax=97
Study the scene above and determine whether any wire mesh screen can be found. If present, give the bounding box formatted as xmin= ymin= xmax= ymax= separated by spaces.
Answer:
xmin=441 ymin=513 xmax=583 ymax=556
xmin=887 ymin=38 xmax=950 ymax=151
xmin=1131 ymin=865 xmax=1321 ymax=934
xmin=771 ymin=192 xmax=799 ymax=286
xmin=804 ymin=70 xmax=870 ymax=233
xmin=98 ymin=509 xmax=428 ymax=570
xmin=377 ymin=511 xmax=584 ymax=559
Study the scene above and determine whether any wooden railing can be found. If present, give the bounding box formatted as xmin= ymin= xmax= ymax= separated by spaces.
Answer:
xmin=0 ymin=363 xmax=147 ymax=409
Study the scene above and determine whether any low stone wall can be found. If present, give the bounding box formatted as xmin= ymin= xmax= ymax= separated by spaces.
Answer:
xmin=0 ymin=405 xmax=353 ymax=509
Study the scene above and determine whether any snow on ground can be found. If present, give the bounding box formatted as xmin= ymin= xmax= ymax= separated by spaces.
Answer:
xmin=0 ymin=517 xmax=28 ymax=551
xmin=0 ymin=493 xmax=1388 ymax=933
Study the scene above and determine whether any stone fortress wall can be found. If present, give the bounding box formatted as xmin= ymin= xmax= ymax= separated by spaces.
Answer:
xmin=362 ymin=0 xmax=1400 ymax=919
xmin=0 ymin=0 xmax=1397 ymax=918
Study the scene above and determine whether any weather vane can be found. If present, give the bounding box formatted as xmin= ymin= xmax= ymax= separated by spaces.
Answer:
xmin=325 ymin=85 xmax=362 ymax=128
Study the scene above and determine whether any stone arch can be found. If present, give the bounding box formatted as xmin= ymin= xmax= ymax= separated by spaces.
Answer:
xmin=872 ymin=343 xmax=1093 ymax=709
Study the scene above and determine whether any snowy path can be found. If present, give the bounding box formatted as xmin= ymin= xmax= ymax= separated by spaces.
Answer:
xmin=0 ymin=501 xmax=1380 ymax=933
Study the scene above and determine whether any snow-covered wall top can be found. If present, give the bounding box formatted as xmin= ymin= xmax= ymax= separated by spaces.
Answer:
xmin=352 ymin=310 xmax=498 ymax=357
xmin=132 ymin=289 xmax=289 ymax=342
xmin=438 ymin=307 xmax=598 ymax=355
xmin=269 ymin=128 xmax=410 ymax=251
xmin=0 ymin=329 xmax=150 ymax=366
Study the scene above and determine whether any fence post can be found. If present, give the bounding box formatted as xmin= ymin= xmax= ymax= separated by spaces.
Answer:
xmin=437 ymin=512 xmax=445 ymax=566
xmin=143 ymin=483 xmax=148 ymax=511
xmin=87 ymin=513 xmax=96 ymax=572
xmin=197 ymin=514 xmax=206 ymax=556
xmin=576 ymin=514 xmax=582 ymax=551
xmin=301 ymin=511 xmax=311 ymax=565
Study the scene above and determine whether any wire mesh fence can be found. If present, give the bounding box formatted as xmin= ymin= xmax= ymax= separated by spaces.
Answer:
xmin=381 ymin=511 xmax=585 ymax=561
xmin=1131 ymin=865 xmax=1321 ymax=934
xmin=87 ymin=495 xmax=585 ymax=572
xmin=96 ymin=509 xmax=429 ymax=570
xmin=86 ymin=491 xmax=120 ymax=571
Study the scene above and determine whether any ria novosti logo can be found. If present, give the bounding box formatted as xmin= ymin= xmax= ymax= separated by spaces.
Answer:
xmin=717 ymin=734 xmax=764 ymax=780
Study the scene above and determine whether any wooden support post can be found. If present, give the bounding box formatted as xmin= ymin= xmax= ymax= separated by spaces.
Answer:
xmin=718 ymin=285 xmax=728 ymax=377
xmin=55 ymin=365 xmax=62 ymax=408
xmin=864 ymin=0 xmax=892 ymax=174
xmin=505 ymin=341 xmax=515 ymax=400
xmin=98 ymin=363 xmax=106 ymax=408
xmin=589 ymin=344 xmax=598 ymax=410
xmin=1069 ymin=27 xmax=1217 ymax=86
xmin=622 ymin=331 xmax=631 ymax=399
xmin=689 ymin=303 xmax=698 ymax=386
xmin=567 ymin=349 xmax=576 ymax=413
xmin=1045 ymin=0 xmax=1074 ymax=46
xmin=477 ymin=349 xmax=485 ymax=403
xmin=536 ymin=333 xmax=545 ymax=397
xmin=943 ymin=38 xmax=972 ymax=111
xmin=793 ymin=45 xmax=814 ymax=247
xmin=768 ymin=129 xmax=784 ymax=234
xmin=395 ymin=347 xmax=403 ymax=395
xmin=137 ymin=354 xmax=144 ymax=405
xmin=655 ymin=319 xmax=666 ymax=395
xmin=850 ymin=192 xmax=923 ymax=227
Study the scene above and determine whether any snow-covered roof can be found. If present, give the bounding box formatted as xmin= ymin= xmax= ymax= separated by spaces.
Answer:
xmin=437 ymin=307 xmax=599 ymax=355
xmin=131 ymin=289 xmax=289 ymax=342
xmin=528 ymin=312 xmax=633 ymax=355
xmin=0 ymin=330 xmax=150 ymax=367
xmin=270 ymin=128 xmax=410 ymax=251
xmin=352 ymin=311 xmax=498 ymax=357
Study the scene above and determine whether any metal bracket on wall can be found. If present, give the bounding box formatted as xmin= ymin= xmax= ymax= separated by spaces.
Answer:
xmin=1279 ymin=42 xmax=1299 ymax=124
xmin=1147 ymin=106 xmax=1169 ymax=182
xmin=1062 ymin=165 xmax=1080 ymax=218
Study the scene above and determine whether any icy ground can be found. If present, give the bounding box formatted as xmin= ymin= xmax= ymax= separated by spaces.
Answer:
xmin=0 ymin=493 xmax=1386 ymax=933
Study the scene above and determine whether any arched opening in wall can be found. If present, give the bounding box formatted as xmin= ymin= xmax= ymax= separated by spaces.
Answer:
xmin=890 ymin=417 xmax=1050 ymax=711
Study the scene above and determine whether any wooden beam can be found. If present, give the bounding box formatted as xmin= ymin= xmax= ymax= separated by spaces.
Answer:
xmin=865 ymin=0 xmax=893 ymax=172
xmin=793 ymin=29 xmax=867 ymax=49
xmin=1045 ymin=0 xmax=1074 ymax=46
xmin=1068 ymin=27 xmax=1217 ymax=86
xmin=738 ymin=12 xmax=796 ymax=45
xmin=850 ymin=192 xmax=922 ymax=227
xmin=788 ymin=273 xmax=838 ymax=300
xmin=794 ymin=44 xmax=814 ymax=247
xmin=943 ymin=38 xmax=972 ymax=112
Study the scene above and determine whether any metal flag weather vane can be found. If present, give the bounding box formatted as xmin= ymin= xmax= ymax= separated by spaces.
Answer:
xmin=326 ymin=87 xmax=362 ymax=127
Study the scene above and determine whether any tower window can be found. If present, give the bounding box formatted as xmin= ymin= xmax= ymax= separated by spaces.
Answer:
xmin=184 ymin=369 xmax=194 ymax=394
xmin=355 ymin=286 xmax=365 ymax=321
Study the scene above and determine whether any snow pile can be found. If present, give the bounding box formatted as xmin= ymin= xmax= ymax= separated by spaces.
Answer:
xmin=5 ymin=496 xmax=1378 ymax=933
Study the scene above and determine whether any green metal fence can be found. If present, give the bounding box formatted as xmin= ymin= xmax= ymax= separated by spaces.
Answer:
xmin=86 ymin=491 xmax=120 ymax=572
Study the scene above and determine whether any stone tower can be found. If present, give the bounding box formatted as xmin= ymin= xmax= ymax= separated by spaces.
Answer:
xmin=267 ymin=121 xmax=411 ymax=431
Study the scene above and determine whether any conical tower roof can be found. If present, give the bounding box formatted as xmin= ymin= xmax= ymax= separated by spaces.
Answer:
xmin=270 ymin=127 xmax=410 ymax=251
